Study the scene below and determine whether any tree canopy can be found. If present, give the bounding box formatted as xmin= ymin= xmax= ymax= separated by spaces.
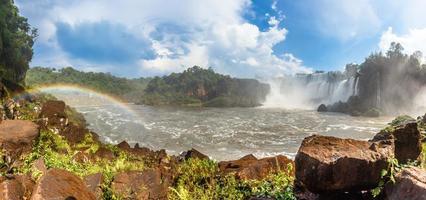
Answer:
xmin=0 ymin=0 xmax=37 ymax=83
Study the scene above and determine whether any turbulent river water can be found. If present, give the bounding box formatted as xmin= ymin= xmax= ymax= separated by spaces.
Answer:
xmin=45 ymin=89 xmax=392 ymax=161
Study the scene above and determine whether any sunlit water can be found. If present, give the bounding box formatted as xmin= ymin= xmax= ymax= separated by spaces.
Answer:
xmin=47 ymin=91 xmax=392 ymax=161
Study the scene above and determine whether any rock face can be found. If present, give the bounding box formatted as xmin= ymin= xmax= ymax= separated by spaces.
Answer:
xmin=111 ymin=169 xmax=168 ymax=200
xmin=0 ymin=120 xmax=39 ymax=158
xmin=219 ymin=154 xmax=294 ymax=180
xmin=31 ymin=168 xmax=96 ymax=200
xmin=372 ymin=122 xmax=422 ymax=164
xmin=385 ymin=167 xmax=426 ymax=200
xmin=295 ymin=135 xmax=393 ymax=193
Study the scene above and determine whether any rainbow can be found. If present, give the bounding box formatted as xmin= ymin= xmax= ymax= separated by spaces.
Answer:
xmin=23 ymin=83 xmax=140 ymax=118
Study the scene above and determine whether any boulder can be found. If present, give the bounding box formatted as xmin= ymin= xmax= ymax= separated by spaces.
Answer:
xmin=295 ymin=135 xmax=393 ymax=193
xmin=179 ymin=148 xmax=209 ymax=161
xmin=39 ymin=100 xmax=67 ymax=127
xmin=0 ymin=175 xmax=35 ymax=200
xmin=94 ymin=146 xmax=115 ymax=161
xmin=61 ymin=123 xmax=88 ymax=144
xmin=84 ymin=173 xmax=104 ymax=200
xmin=0 ymin=120 xmax=39 ymax=158
xmin=372 ymin=122 xmax=422 ymax=164
xmin=317 ymin=104 xmax=327 ymax=112
xmin=111 ymin=169 xmax=168 ymax=200
xmin=116 ymin=141 xmax=131 ymax=151
xmin=31 ymin=168 xmax=96 ymax=200
xmin=385 ymin=167 xmax=426 ymax=200
xmin=219 ymin=154 xmax=294 ymax=180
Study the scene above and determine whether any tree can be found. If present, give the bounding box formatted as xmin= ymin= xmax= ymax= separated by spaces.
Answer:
xmin=0 ymin=0 xmax=37 ymax=83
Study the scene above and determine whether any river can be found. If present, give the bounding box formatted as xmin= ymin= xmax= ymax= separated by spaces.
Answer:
xmin=45 ymin=89 xmax=392 ymax=161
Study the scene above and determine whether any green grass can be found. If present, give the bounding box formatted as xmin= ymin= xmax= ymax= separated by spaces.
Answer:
xmin=169 ymin=158 xmax=296 ymax=200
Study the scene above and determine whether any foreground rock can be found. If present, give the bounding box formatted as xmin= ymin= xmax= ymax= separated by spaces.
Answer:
xmin=372 ymin=121 xmax=422 ymax=164
xmin=0 ymin=175 xmax=35 ymax=200
xmin=111 ymin=169 xmax=168 ymax=200
xmin=31 ymin=168 xmax=96 ymax=200
xmin=219 ymin=154 xmax=294 ymax=180
xmin=0 ymin=120 xmax=39 ymax=158
xmin=385 ymin=167 xmax=426 ymax=200
xmin=295 ymin=135 xmax=393 ymax=193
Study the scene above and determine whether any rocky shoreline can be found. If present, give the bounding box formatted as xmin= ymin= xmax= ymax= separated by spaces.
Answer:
xmin=0 ymin=92 xmax=425 ymax=199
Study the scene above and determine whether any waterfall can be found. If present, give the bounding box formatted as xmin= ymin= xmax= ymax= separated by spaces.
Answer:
xmin=262 ymin=72 xmax=358 ymax=109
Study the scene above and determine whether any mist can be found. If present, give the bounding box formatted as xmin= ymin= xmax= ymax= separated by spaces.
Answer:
xmin=261 ymin=43 xmax=426 ymax=117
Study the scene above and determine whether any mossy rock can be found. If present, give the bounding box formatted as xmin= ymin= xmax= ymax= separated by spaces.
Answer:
xmin=363 ymin=108 xmax=381 ymax=117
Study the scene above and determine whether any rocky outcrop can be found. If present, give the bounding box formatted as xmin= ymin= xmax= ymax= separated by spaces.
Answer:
xmin=295 ymin=135 xmax=393 ymax=193
xmin=385 ymin=167 xmax=426 ymax=200
xmin=219 ymin=154 xmax=294 ymax=180
xmin=111 ymin=169 xmax=168 ymax=200
xmin=372 ymin=121 xmax=422 ymax=164
xmin=61 ymin=123 xmax=88 ymax=144
xmin=0 ymin=120 xmax=39 ymax=159
xmin=31 ymin=168 xmax=96 ymax=200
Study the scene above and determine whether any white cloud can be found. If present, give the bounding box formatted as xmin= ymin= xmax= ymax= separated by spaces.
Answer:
xmin=16 ymin=0 xmax=309 ymax=77
xmin=379 ymin=27 xmax=426 ymax=61
xmin=312 ymin=0 xmax=381 ymax=40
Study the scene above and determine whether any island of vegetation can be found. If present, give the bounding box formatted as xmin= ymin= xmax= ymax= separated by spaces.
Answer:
xmin=26 ymin=66 xmax=270 ymax=108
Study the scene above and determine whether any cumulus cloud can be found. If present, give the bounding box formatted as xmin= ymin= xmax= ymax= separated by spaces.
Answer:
xmin=16 ymin=0 xmax=310 ymax=77
xmin=379 ymin=27 xmax=426 ymax=62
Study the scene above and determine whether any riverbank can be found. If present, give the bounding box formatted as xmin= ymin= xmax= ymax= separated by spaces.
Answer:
xmin=0 ymin=92 xmax=425 ymax=199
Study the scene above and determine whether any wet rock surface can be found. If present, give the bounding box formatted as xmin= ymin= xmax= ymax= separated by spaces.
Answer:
xmin=385 ymin=167 xmax=426 ymax=200
xmin=31 ymin=168 xmax=96 ymax=200
xmin=295 ymin=135 xmax=393 ymax=193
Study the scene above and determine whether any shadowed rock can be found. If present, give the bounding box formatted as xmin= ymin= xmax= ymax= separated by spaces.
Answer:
xmin=219 ymin=154 xmax=294 ymax=180
xmin=295 ymin=135 xmax=393 ymax=193
xmin=111 ymin=169 xmax=168 ymax=200
xmin=385 ymin=167 xmax=426 ymax=200
xmin=371 ymin=122 xmax=422 ymax=164
xmin=0 ymin=120 xmax=39 ymax=159
xmin=31 ymin=168 xmax=96 ymax=200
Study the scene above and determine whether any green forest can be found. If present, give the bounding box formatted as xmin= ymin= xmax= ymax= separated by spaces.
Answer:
xmin=26 ymin=67 xmax=151 ymax=102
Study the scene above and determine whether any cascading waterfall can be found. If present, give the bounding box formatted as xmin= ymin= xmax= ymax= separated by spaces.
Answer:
xmin=262 ymin=72 xmax=358 ymax=109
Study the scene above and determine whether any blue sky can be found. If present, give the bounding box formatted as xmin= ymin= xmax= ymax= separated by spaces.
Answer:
xmin=16 ymin=0 xmax=426 ymax=78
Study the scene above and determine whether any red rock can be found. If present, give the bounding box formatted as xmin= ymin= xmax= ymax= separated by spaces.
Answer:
xmin=117 ymin=141 xmax=131 ymax=151
xmin=94 ymin=146 xmax=115 ymax=161
xmin=0 ymin=120 xmax=39 ymax=158
xmin=39 ymin=100 xmax=67 ymax=127
xmin=84 ymin=173 xmax=103 ymax=200
xmin=295 ymin=135 xmax=393 ymax=193
xmin=385 ymin=167 xmax=426 ymax=200
xmin=219 ymin=154 xmax=294 ymax=180
xmin=111 ymin=169 xmax=168 ymax=199
xmin=372 ymin=122 xmax=422 ymax=164
xmin=61 ymin=123 xmax=88 ymax=144
xmin=30 ymin=168 xmax=96 ymax=200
